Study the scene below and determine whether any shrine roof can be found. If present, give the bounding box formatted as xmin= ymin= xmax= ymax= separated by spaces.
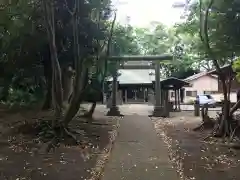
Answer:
xmin=107 ymin=70 xmax=190 ymax=88
xmin=159 ymin=77 xmax=191 ymax=89
xmin=108 ymin=69 xmax=155 ymax=84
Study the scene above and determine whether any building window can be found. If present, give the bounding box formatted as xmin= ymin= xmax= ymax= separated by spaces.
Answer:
xmin=186 ymin=91 xmax=197 ymax=97
xmin=171 ymin=91 xmax=175 ymax=97
xmin=203 ymin=91 xmax=218 ymax=94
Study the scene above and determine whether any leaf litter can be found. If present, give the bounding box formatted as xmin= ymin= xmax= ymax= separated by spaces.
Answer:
xmin=0 ymin=108 xmax=118 ymax=180
xmin=152 ymin=111 xmax=240 ymax=180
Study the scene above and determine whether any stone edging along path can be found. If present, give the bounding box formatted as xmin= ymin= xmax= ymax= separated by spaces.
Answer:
xmin=88 ymin=116 xmax=121 ymax=180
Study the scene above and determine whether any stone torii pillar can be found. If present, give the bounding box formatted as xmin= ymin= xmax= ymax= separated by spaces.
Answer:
xmin=106 ymin=62 xmax=122 ymax=116
xmin=151 ymin=61 xmax=163 ymax=116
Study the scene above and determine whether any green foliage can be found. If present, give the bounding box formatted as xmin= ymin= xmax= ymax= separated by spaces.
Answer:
xmin=0 ymin=0 xmax=47 ymax=103
xmin=233 ymin=59 xmax=240 ymax=82
xmin=112 ymin=24 xmax=141 ymax=55
xmin=1 ymin=88 xmax=39 ymax=107
xmin=179 ymin=0 xmax=240 ymax=66
xmin=135 ymin=23 xmax=170 ymax=55
xmin=0 ymin=0 xmax=115 ymax=104
xmin=132 ymin=21 xmax=201 ymax=77
xmin=193 ymin=0 xmax=240 ymax=81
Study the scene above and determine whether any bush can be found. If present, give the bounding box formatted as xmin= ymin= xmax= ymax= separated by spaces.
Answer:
xmin=1 ymin=88 xmax=40 ymax=107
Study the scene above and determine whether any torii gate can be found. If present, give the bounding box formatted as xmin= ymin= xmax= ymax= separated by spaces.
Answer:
xmin=106 ymin=55 xmax=173 ymax=117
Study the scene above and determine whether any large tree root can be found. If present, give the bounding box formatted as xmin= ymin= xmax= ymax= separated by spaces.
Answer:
xmin=46 ymin=126 xmax=81 ymax=152
xmin=203 ymin=123 xmax=220 ymax=140
xmin=202 ymin=115 xmax=240 ymax=143
xmin=193 ymin=104 xmax=215 ymax=131
xmin=35 ymin=120 xmax=82 ymax=152
xmin=193 ymin=105 xmax=240 ymax=144
xmin=193 ymin=120 xmax=215 ymax=131
xmin=78 ymin=102 xmax=96 ymax=122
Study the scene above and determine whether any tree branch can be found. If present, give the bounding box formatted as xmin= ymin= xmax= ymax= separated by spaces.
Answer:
xmin=64 ymin=0 xmax=76 ymax=16
xmin=99 ymin=11 xmax=117 ymax=79
xmin=199 ymin=0 xmax=222 ymax=75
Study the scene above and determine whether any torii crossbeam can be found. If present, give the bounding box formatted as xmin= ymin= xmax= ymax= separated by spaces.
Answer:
xmin=108 ymin=55 xmax=173 ymax=61
xmin=106 ymin=54 xmax=173 ymax=117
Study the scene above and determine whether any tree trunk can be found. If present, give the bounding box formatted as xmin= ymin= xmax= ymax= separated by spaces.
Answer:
xmin=0 ymin=75 xmax=12 ymax=101
xmin=43 ymin=0 xmax=63 ymax=127
xmin=199 ymin=0 xmax=232 ymax=136
xmin=82 ymin=102 xmax=97 ymax=118
xmin=230 ymin=100 xmax=240 ymax=116
xmin=217 ymin=79 xmax=231 ymax=136
xmin=228 ymin=75 xmax=240 ymax=116
xmin=42 ymin=80 xmax=52 ymax=110
xmin=62 ymin=66 xmax=74 ymax=107
xmin=62 ymin=0 xmax=90 ymax=126
xmin=42 ymin=54 xmax=52 ymax=110
xmin=63 ymin=68 xmax=88 ymax=126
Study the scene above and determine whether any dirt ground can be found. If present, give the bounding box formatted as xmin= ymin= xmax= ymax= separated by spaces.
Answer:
xmin=0 ymin=106 xmax=119 ymax=180
xmin=152 ymin=112 xmax=240 ymax=180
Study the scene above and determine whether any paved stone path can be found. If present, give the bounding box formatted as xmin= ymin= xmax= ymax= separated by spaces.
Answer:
xmin=94 ymin=104 xmax=221 ymax=116
xmin=93 ymin=103 xmax=207 ymax=117
xmin=101 ymin=114 xmax=179 ymax=180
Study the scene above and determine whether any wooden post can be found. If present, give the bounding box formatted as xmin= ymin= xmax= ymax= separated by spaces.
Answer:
xmin=125 ymin=89 xmax=128 ymax=103
xmin=174 ymin=90 xmax=177 ymax=111
xmin=143 ymin=88 xmax=146 ymax=102
xmin=103 ymin=93 xmax=107 ymax=104
xmin=194 ymin=99 xmax=200 ymax=116
xmin=164 ymin=90 xmax=170 ymax=117
xmin=160 ymin=89 xmax=164 ymax=106
xmin=134 ymin=89 xmax=137 ymax=100
xmin=146 ymin=88 xmax=149 ymax=102
xmin=177 ymin=89 xmax=181 ymax=111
